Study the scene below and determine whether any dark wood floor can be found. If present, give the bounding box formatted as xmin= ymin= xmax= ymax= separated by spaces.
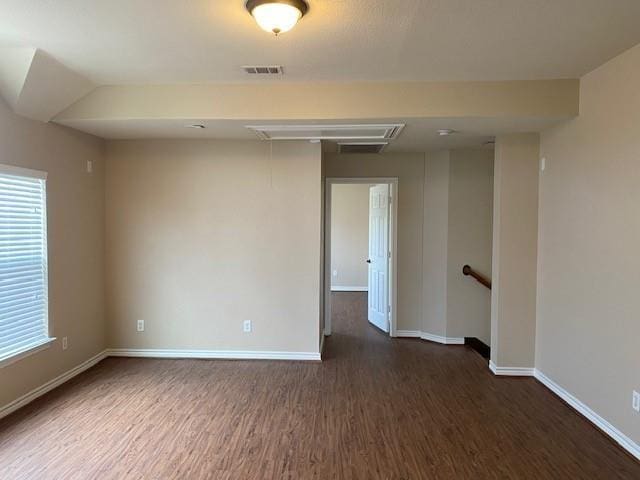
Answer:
xmin=1 ymin=292 xmax=638 ymax=479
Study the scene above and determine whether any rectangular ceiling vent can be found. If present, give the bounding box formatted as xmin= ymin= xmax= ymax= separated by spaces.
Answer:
xmin=245 ymin=124 xmax=405 ymax=141
xmin=338 ymin=143 xmax=388 ymax=154
xmin=242 ymin=65 xmax=283 ymax=75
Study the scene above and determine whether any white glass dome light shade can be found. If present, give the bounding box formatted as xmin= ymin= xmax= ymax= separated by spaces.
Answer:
xmin=246 ymin=0 xmax=308 ymax=36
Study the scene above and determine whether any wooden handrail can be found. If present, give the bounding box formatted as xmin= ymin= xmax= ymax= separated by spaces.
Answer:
xmin=462 ymin=265 xmax=492 ymax=290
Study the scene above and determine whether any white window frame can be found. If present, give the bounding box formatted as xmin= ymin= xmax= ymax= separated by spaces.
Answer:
xmin=0 ymin=163 xmax=55 ymax=368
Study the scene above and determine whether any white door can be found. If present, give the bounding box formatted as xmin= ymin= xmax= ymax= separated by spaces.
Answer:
xmin=368 ymin=184 xmax=390 ymax=332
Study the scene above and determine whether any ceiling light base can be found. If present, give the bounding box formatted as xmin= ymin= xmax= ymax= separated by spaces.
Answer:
xmin=246 ymin=0 xmax=309 ymax=35
xmin=246 ymin=0 xmax=309 ymax=16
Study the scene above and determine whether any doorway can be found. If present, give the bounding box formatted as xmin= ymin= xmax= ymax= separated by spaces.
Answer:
xmin=324 ymin=178 xmax=398 ymax=338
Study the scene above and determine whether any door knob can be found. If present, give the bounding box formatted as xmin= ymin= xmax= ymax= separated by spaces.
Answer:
xmin=366 ymin=259 xmax=372 ymax=263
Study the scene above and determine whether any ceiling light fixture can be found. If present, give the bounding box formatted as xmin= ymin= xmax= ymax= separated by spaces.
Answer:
xmin=246 ymin=0 xmax=309 ymax=36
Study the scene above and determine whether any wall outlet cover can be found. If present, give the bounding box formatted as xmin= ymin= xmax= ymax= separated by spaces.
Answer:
xmin=243 ymin=320 xmax=252 ymax=333
xmin=137 ymin=319 xmax=145 ymax=332
xmin=62 ymin=337 xmax=68 ymax=350
xmin=633 ymin=390 xmax=640 ymax=412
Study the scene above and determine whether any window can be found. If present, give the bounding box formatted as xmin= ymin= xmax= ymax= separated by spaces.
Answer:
xmin=0 ymin=164 xmax=52 ymax=365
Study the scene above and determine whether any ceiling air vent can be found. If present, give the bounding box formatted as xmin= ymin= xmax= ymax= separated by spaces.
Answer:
xmin=338 ymin=143 xmax=388 ymax=154
xmin=245 ymin=124 xmax=405 ymax=141
xmin=242 ymin=65 xmax=283 ymax=75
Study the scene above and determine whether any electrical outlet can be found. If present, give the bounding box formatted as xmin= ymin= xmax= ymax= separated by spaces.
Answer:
xmin=633 ymin=391 xmax=640 ymax=412
xmin=86 ymin=160 xmax=93 ymax=174
xmin=540 ymin=157 xmax=546 ymax=172
xmin=62 ymin=337 xmax=68 ymax=350
xmin=137 ymin=319 xmax=145 ymax=332
xmin=243 ymin=320 xmax=252 ymax=333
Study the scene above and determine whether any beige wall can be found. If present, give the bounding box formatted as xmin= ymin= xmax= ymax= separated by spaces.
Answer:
xmin=422 ymin=149 xmax=493 ymax=343
xmin=324 ymin=153 xmax=425 ymax=331
xmin=537 ymin=44 xmax=640 ymax=445
xmin=57 ymin=80 xmax=580 ymax=124
xmin=422 ymin=151 xmax=449 ymax=337
xmin=491 ymin=133 xmax=539 ymax=368
xmin=446 ymin=149 xmax=493 ymax=343
xmin=319 ymin=152 xmax=326 ymax=347
xmin=105 ymin=140 xmax=322 ymax=354
xmin=326 ymin=151 xmax=493 ymax=337
xmin=330 ymin=184 xmax=369 ymax=289
xmin=0 ymin=99 xmax=105 ymax=409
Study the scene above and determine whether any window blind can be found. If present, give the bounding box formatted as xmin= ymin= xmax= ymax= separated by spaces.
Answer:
xmin=0 ymin=166 xmax=49 ymax=362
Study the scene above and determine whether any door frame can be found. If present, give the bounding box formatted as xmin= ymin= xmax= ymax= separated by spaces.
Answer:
xmin=324 ymin=177 xmax=399 ymax=338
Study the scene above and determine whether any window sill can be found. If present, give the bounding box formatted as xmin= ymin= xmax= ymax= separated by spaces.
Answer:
xmin=0 ymin=337 xmax=57 ymax=369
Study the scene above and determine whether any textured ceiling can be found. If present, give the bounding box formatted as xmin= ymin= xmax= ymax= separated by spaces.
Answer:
xmin=1 ymin=0 xmax=639 ymax=84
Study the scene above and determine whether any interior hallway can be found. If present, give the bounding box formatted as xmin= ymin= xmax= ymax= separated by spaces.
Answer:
xmin=0 ymin=292 xmax=638 ymax=479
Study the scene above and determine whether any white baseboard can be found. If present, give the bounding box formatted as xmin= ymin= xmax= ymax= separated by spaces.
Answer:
xmin=0 ymin=346 xmax=322 ymax=419
xmin=421 ymin=332 xmax=465 ymax=345
xmin=106 ymin=348 xmax=321 ymax=361
xmin=489 ymin=360 xmax=535 ymax=376
xmin=330 ymin=286 xmax=368 ymax=292
xmin=488 ymin=363 xmax=639 ymax=460
xmin=395 ymin=330 xmax=464 ymax=345
xmin=395 ymin=329 xmax=421 ymax=338
xmin=2 ymin=347 xmax=638 ymax=463
xmin=0 ymin=349 xmax=108 ymax=421
xmin=534 ymin=369 xmax=640 ymax=461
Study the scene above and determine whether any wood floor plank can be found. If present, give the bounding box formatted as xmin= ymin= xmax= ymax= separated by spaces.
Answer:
xmin=0 ymin=292 xmax=638 ymax=479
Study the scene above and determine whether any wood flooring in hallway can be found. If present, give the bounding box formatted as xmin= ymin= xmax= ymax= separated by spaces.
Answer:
xmin=0 ymin=292 xmax=638 ymax=479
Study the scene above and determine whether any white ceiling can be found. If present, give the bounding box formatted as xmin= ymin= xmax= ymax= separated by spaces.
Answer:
xmin=1 ymin=0 xmax=639 ymax=84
